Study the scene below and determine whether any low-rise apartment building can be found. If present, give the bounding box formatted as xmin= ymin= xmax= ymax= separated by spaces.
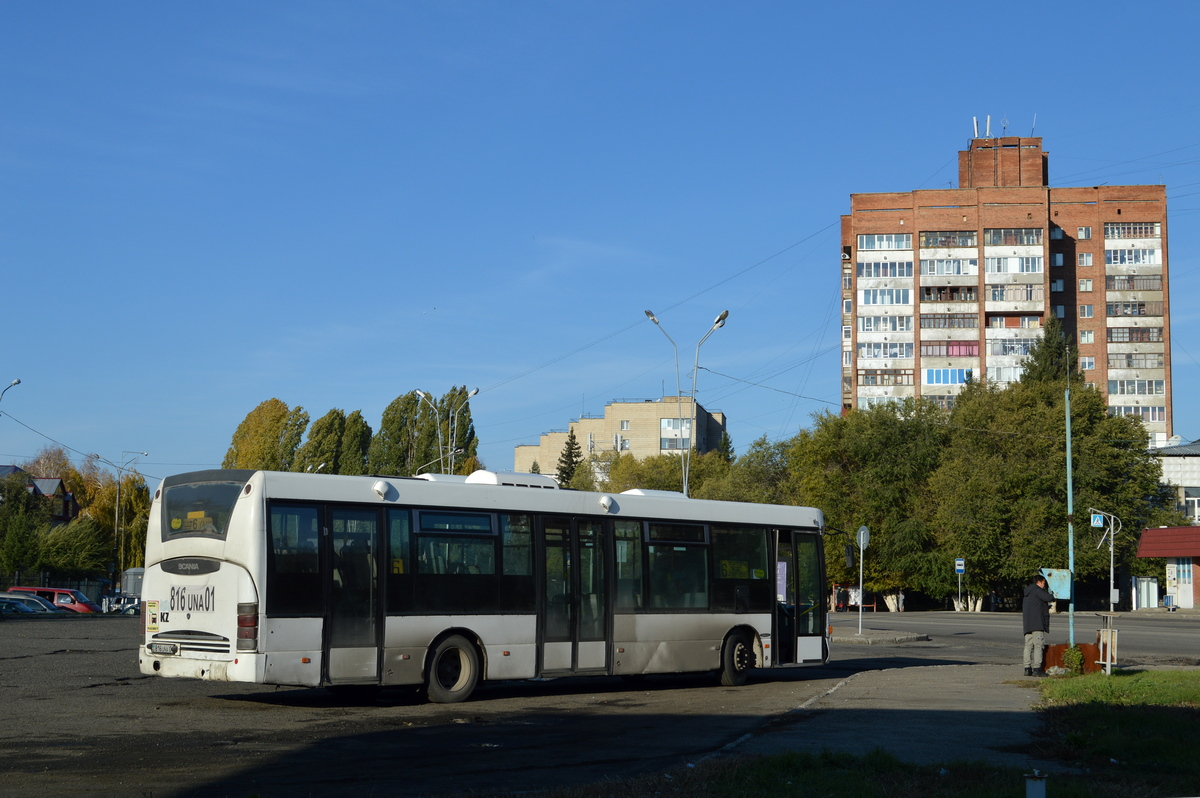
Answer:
xmin=513 ymin=396 xmax=726 ymax=473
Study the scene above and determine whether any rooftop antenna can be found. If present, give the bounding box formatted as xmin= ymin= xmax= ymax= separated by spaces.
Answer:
xmin=1002 ymin=116 xmax=1009 ymax=135
xmin=973 ymin=116 xmax=979 ymax=138
xmin=1031 ymin=113 xmax=1037 ymax=136
xmin=985 ymin=115 xmax=992 ymax=137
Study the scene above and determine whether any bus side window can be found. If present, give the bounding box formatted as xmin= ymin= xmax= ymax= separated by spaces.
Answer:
xmin=414 ymin=535 xmax=499 ymax=613
xmin=793 ymin=534 xmax=823 ymax=635
xmin=614 ymin=520 xmax=643 ymax=611
xmin=386 ymin=509 xmax=412 ymax=613
xmin=499 ymin=514 xmax=534 ymax=612
xmin=711 ymin=525 xmax=771 ymax=613
xmin=267 ymin=504 xmax=322 ymax=616
xmin=647 ymin=545 xmax=709 ymax=610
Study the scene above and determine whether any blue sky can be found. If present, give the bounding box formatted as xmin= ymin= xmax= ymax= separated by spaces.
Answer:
xmin=2 ymin=2 xmax=1199 ymax=483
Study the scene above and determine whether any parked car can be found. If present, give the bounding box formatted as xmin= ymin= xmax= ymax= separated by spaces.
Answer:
xmin=0 ymin=596 xmax=38 ymax=617
xmin=2 ymin=592 xmax=67 ymax=613
xmin=7 ymin=587 xmax=102 ymax=613
xmin=108 ymin=595 xmax=140 ymax=615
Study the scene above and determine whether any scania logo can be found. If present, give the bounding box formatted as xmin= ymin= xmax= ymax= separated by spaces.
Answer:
xmin=161 ymin=557 xmax=221 ymax=575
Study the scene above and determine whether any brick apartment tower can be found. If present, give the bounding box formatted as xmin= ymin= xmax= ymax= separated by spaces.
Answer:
xmin=840 ymin=136 xmax=1173 ymax=445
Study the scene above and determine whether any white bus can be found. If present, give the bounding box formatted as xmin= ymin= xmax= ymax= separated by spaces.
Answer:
xmin=140 ymin=469 xmax=828 ymax=702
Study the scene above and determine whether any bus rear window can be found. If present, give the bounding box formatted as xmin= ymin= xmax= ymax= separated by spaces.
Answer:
xmin=163 ymin=481 xmax=244 ymax=540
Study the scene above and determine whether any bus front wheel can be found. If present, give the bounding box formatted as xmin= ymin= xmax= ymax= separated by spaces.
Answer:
xmin=427 ymin=635 xmax=480 ymax=703
xmin=719 ymin=631 xmax=754 ymax=687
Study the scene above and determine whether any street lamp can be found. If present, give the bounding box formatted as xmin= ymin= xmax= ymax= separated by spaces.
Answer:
xmin=414 ymin=390 xmax=445 ymax=473
xmin=0 ymin=378 xmax=20 ymax=406
xmin=415 ymin=449 xmax=463 ymax=475
xmin=1090 ymin=508 xmax=1123 ymax=612
xmin=645 ymin=311 xmax=687 ymax=485
xmin=684 ymin=310 xmax=729 ymax=496
xmin=448 ymin=387 xmax=478 ymax=474
xmin=115 ymin=450 xmax=147 ymax=582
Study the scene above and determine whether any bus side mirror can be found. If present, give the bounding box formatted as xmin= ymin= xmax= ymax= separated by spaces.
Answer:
xmin=844 ymin=544 xmax=855 ymax=570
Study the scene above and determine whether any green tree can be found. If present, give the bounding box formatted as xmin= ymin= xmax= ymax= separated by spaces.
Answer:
xmin=568 ymin=458 xmax=597 ymax=491
xmin=294 ymin=408 xmax=346 ymax=474
xmin=1020 ymin=314 xmax=1081 ymax=385
xmin=556 ymin=429 xmax=584 ymax=485
xmin=368 ymin=392 xmax=429 ymax=475
xmin=694 ymin=436 xmax=786 ymax=504
xmin=601 ymin=452 xmax=684 ymax=493
xmin=442 ymin=386 xmax=480 ymax=475
xmin=926 ymin=373 xmax=1179 ymax=607
xmin=456 ymin=453 xmax=485 ymax=475
xmin=40 ymin=516 xmax=108 ymax=577
xmin=1 ymin=510 xmax=45 ymax=581
xmin=369 ymin=393 xmax=416 ymax=475
xmin=715 ymin=431 xmax=735 ymax=463
xmin=0 ymin=472 xmax=50 ymax=580
xmin=339 ymin=410 xmax=373 ymax=475
xmin=785 ymin=401 xmax=949 ymax=600
xmin=117 ymin=470 xmax=151 ymax=571
xmin=529 ymin=461 xmax=541 ymax=474
xmin=223 ymin=399 xmax=310 ymax=470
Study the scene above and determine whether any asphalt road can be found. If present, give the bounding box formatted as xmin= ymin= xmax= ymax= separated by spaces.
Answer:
xmin=831 ymin=607 xmax=1200 ymax=668
xmin=1 ymin=610 xmax=1195 ymax=797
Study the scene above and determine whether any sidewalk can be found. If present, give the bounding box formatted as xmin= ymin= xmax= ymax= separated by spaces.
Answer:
xmin=732 ymin=663 xmax=1058 ymax=770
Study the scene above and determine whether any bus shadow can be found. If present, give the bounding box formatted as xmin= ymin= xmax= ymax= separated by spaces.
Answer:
xmin=214 ymin=654 xmax=979 ymax=710
xmin=179 ymin=700 xmax=1050 ymax=797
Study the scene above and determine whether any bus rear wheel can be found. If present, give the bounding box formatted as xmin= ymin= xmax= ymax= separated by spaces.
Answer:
xmin=719 ymin=631 xmax=754 ymax=687
xmin=427 ymin=635 xmax=480 ymax=703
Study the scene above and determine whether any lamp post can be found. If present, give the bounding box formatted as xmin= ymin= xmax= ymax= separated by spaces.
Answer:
xmin=416 ymin=449 xmax=463 ymax=475
xmin=414 ymin=390 xmax=445 ymax=473
xmin=645 ymin=311 xmax=686 ymax=488
xmin=0 ymin=378 xmax=20 ymax=406
xmin=1090 ymin=508 xmax=1122 ymax=612
xmin=115 ymin=451 xmax=147 ymax=580
xmin=448 ymin=387 xmax=478 ymax=475
xmin=684 ymin=310 xmax=728 ymax=497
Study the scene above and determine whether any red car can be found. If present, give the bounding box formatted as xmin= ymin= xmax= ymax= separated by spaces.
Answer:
xmin=7 ymin=587 xmax=102 ymax=613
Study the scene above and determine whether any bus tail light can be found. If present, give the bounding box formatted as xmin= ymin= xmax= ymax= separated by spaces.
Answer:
xmin=237 ymin=602 xmax=259 ymax=652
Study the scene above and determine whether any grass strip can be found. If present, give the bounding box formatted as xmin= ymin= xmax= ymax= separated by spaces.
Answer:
xmin=1032 ymin=668 xmax=1200 ymax=794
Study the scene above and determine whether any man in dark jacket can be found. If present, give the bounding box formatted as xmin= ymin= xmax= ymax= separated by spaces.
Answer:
xmin=1022 ymin=575 xmax=1055 ymax=676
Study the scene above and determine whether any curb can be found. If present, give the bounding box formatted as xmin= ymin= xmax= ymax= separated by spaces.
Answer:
xmin=832 ymin=633 xmax=930 ymax=645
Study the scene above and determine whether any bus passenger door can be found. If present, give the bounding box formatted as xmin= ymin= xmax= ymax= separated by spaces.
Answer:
xmin=326 ymin=507 xmax=381 ymax=683
xmin=539 ymin=517 xmax=608 ymax=674
xmin=775 ymin=530 xmax=827 ymax=666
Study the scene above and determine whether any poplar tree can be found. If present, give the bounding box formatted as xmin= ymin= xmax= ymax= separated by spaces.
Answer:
xmin=294 ymin=409 xmax=346 ymax=474
xmin=222 ymin=399 xmax=309 ymax=470
xmin=368 ymin=392 xmax=423 ymax=476
xmin=442 ymin=385 xmax=480 ymax=474
xmin=339 ymin=411 xmax=373 ymax=475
